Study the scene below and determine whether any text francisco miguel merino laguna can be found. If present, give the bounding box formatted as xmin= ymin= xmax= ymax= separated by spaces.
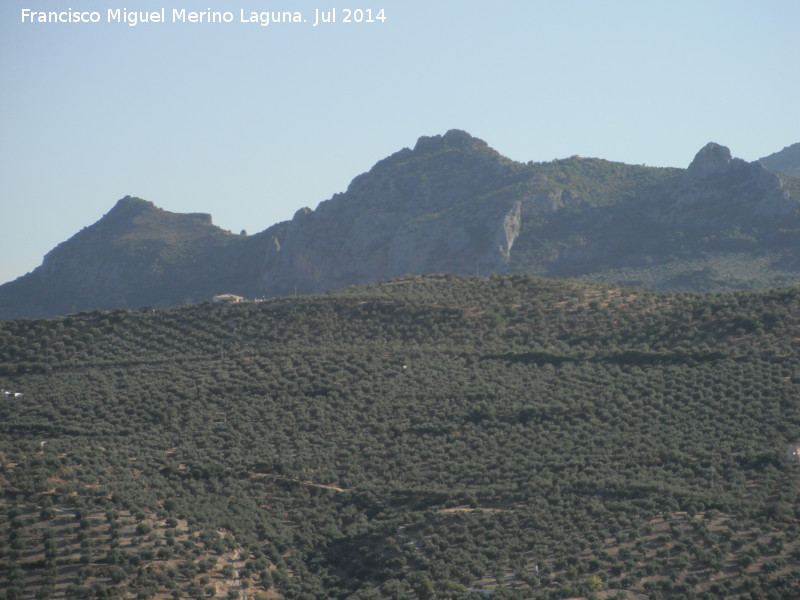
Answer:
xmin=20 ymin=7 xmax=387 ymax=27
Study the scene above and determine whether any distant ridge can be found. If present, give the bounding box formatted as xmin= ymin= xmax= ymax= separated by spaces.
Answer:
xmin=1 ymin=131 xmax=799 ymax=319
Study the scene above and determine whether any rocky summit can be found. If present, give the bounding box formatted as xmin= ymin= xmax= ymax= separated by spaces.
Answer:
xmin=1 ymin=131 xmax=799 ymax=319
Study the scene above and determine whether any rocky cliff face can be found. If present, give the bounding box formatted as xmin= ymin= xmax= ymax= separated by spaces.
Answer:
xmin=1 ymin=132 xmax=798 ymax=319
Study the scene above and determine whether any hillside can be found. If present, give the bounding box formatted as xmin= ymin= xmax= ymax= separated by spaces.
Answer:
xmin=0 ymin=198 xmax=264 ymax=320
xmin=1 ymin=130 xmax=799 ymax=319
xmin=2 ymin=274 xmax=800 ymax=599
xmin=761 ymin=143 xmax=800 ymax=178
xmin=511 ymin=142 xmax=800 ymax=290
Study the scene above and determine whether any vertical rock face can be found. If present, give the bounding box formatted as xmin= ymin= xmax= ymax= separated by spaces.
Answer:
xmin=499 ymin=201 xmax=522 ymax=261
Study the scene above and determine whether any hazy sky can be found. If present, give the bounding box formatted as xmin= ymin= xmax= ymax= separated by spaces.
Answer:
xmin=2 ymin=0 xmax=799 ymax=285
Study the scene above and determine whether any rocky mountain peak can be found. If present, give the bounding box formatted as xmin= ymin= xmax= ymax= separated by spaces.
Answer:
xmin=101 ymin=195 xmax=214 ymax=228
xmin=112 ymin=195 xmax=154 ymax=210
xmin=412 ymin=129 xmax=488 ymax=153
xmin=686 ymin=142 xmax=733 ymax=179
xmin=670 ymin=142 xmax=798 ymax=218
xmin=97 ymin=195 xmax=155 ymax=221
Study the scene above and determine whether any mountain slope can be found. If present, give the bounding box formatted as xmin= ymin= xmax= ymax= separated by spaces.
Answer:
xmin=1 ymin=274 xmax=800 ymax=599
xmin=253 ymin=130 xmax=680 ymax=297
xmin=1 ymin=131 xmax=799 ymax=320
xmin=761 ymin=142 xmax=800 ymax=178
xmin=510 ymin=142 xmax=800 ymax=290
xmin=0 ymin=197 xmax=264 ymax=319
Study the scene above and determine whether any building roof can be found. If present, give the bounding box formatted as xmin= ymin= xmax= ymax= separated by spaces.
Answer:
xmin=212 ymin=293 xmax=244 ymax=302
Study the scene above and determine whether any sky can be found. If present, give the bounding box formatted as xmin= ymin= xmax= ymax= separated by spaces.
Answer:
xmin=1 ymin=0 xmax=799 ymax=285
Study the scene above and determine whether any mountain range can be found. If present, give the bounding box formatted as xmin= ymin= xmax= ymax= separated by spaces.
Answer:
xmin=2 ymin=131 xmax=799 ymax=320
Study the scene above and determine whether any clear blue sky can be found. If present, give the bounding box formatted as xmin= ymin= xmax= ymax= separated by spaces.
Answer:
xmin=2 ymin=0 xmax=799 ymax=285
